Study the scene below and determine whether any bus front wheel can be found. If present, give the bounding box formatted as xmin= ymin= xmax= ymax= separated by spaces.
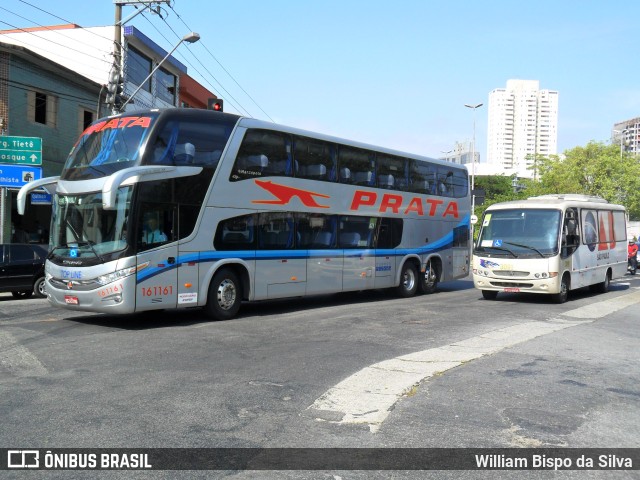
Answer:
xmin=482 ymin=290 xmax=498 ymax=300
xmin=552 ymin=275 xmax=569 ymax=304
xmin=205 ymin=268 xmax=242 ymax=320
xmin=396 ymin=262 xmax=419 ymax=298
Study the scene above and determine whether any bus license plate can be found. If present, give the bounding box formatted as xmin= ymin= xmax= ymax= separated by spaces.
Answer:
xmin=503 ymin=287 xmax=520 ymax=293
xmin=64 ymin=295 xmax=79 ymax=305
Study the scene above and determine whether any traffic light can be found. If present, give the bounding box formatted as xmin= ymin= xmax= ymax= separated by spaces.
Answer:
xmin=105 ymin=68 xmax=125 ymax=109
xmin=105 ymin=69 xmax=120 ymax=106
xmin=208 ymin=98 xmax=223 ymax=112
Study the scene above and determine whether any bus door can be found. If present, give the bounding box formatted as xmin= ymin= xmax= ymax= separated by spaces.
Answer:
xmin=300 ymin=214 xmax=343 ymax=295
xmin=254 ymin=213 xmax=306 ymax=299
xmin=374 ymin=218 xmax=399 ymax=288
xmin=560 ymin=208 xmax=582 ymax=286
xmin=340 ymin=216 xmax=376 ymax=291
xmin=136 ymin=205 xmax=178 ymax=310
xmin=452 ymin=224 xmax=470 ymax=278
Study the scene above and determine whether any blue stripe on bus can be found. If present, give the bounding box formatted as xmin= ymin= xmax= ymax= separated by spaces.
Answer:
xmin=137 ymin=215 xmax=470 ymax=282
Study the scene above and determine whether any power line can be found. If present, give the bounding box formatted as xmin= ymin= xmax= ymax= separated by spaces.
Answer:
xmin=167 ymin=2 xmax=275 ymax=122
xmin=139 ymin=12 xmax=251 ymax=117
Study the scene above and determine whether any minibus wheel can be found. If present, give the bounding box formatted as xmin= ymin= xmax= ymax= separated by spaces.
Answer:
xmin=481 ymin=290 xmax=498 ymax=300
xmin=553 ymin=274 xmax=569 ymax=303
xmin=205 ymin=268 xmax=242 ymax=320
xmin=594 ymin=270 xmax=611 ymax=294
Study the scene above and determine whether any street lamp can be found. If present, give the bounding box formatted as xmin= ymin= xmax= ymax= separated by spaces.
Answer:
xmin=613 ymin=129 xmax=628 ymax=160
xmin=464 ymin=102 xmax=483 ymax=238
xmin=119 ymin=32 xmax=201 ymax=111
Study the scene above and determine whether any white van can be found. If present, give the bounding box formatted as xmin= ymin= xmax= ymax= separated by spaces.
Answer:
xmin=473 ymin=195 xmax=627 ymax=303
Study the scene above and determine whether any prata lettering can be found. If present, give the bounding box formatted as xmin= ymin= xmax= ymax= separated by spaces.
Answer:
xmin=350 ymin=190 xmax=459 ymax=218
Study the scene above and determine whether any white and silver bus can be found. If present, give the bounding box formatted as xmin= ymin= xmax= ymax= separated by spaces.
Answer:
xmin=19 ymin=108 xmax=470 ymax=319
xmin=472 ymin=194 xmax=627 ymax=303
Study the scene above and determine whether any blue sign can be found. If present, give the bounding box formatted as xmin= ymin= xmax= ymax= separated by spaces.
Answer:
xmin=0 ymin=164 xmax=42 ymax=187
xmin=31 ymin=192 xmax=52 ymax=204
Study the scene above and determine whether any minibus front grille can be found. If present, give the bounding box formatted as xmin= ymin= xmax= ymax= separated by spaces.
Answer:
xmin=490 ymin=281 xmax=534 ymax=288
xmin=492 ymin=270 xmax=530 ymax=277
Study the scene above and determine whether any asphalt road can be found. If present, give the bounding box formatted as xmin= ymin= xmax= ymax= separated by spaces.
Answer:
xmin=1 ymin=274 xmax=639 ymax=479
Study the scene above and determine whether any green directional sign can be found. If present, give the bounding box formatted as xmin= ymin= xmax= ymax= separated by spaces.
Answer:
xmin=0 ymin=135 xmax=42 ymax=165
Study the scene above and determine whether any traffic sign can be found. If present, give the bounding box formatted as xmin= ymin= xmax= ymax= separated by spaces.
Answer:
xmin=0 ymin=135 xmax=42 ymax=165
xmin=0 ymin=165 xmax=42 ymax=187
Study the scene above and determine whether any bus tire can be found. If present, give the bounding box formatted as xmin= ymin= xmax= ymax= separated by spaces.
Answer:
xmin=594 ymin=270 xmax=611 ymax=294
xmin=552 ymin=274 xmax=570 ymax=303
xmin=482 ymin=290 xmax=498 ymax=300
xmin=419 ymin=259 xmax=438 ymax=294
xmin=205 ymin=268 xmax=242 ymax=320
xmin=396 ymin=262 xmax=419 ymax=298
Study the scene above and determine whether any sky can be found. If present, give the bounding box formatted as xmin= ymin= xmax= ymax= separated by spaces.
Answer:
xmin=1 ymin=0 xmax=639 ymax=163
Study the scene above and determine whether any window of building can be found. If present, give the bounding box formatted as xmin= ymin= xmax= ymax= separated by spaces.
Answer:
xmin=156 ymin=67 xmax=177 ymax=105
xmin=127 ymin=46 xmax=152 ymax=93
xmin=28 ymin=90 xmax=57 ymax=127
xmin=78 ymin=108 xmax=95 ymax=137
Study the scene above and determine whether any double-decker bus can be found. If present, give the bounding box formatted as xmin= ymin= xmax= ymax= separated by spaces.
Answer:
xmin=473 ymin=195 xmax=627 ymax=303
xmin=18 ymin=109 xmax=470 ymax=320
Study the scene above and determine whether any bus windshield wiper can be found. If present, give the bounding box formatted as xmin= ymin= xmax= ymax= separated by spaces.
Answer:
xmin=503 ymin=242 xmax=545 ymax=257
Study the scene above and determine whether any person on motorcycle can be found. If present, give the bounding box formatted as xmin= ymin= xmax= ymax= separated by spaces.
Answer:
xmin=629 ymin=239 xmax=638 ymax=273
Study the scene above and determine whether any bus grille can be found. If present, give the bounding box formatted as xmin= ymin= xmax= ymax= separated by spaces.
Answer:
xmin=492 ymin=270 xmax=530 ymax=277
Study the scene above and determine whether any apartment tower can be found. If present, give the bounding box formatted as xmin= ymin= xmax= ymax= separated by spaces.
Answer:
xmin=487 ymin=80 xmax=558 ymax=178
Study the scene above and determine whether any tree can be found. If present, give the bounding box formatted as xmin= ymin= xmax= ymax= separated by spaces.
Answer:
xmin=533 ymin=142 xmax=640 ymax=219
xmin=472 ymin=142 xmax=640 ymax=220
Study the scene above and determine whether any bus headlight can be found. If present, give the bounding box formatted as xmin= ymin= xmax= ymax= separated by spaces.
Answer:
xmin=96 ymin=262 xmax=149 ymax=286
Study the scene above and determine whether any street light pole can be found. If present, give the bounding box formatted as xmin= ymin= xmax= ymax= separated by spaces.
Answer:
xmin=613 ymin=129 xmax=628 ymax=160
xmin=464 ymin=102 xmax=483 ymax=238
xmin=119 ymin=32 xmax=201 ymax=112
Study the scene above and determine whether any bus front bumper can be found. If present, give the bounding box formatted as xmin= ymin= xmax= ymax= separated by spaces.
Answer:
xmin=473 ymin=273 xmax=560 ymax=295
xmin=45 ymin=274 xmax=137 ymax=314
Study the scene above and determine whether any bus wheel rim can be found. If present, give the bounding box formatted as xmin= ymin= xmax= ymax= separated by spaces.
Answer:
xmin=217 ymin=279 xmax=236 ymax=310
xmin=425 ymin=262 xmax=436 ymax=286
xmin=404 ymin=268 xmax=416 ymax=290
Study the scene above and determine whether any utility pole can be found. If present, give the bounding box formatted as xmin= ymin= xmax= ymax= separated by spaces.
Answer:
xmin=105 ymin=1 xmax=172 ymax=114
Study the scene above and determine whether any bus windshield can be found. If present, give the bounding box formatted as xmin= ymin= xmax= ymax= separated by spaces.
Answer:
xmin=50 ymin=187 xmax=132 ymax=261
xmin=475 ymin=208 xmax=561 ymax=257
xmin=61 ymin=114 xmax=159 ymax=180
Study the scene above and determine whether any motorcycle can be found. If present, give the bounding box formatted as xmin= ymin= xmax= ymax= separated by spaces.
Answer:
xmin=629 ymin=256 xmax=638 ymax=275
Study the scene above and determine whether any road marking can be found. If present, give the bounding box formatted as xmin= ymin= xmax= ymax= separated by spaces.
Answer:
xmin=307 ymin=290 xmax=640 ymax=432
xmin=0 ymin=330 xmax=47 ymax=377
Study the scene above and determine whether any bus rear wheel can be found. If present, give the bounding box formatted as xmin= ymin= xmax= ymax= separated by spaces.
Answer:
xmin=205 ymin=268 xmax=242 ymax=320
xmin=419 ymin=259 xmax=438 ymax=294
xmin=396 ymin=262 xmax=419 ymax=298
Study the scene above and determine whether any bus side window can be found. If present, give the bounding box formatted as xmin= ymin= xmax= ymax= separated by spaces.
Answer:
xmin=214 ymin=215 xmax=256 ymax=250
xmin=294 ymin=136 xmax=335 ymax=182
xmin=232 ymin=129 xmax=291 ymax=181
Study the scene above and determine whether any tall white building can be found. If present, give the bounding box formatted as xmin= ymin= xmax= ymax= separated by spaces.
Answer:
xmin=487 ymin=80 xmax=558 ymax=179
xmin=612 ymin=117 xmax=640 ymax=156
